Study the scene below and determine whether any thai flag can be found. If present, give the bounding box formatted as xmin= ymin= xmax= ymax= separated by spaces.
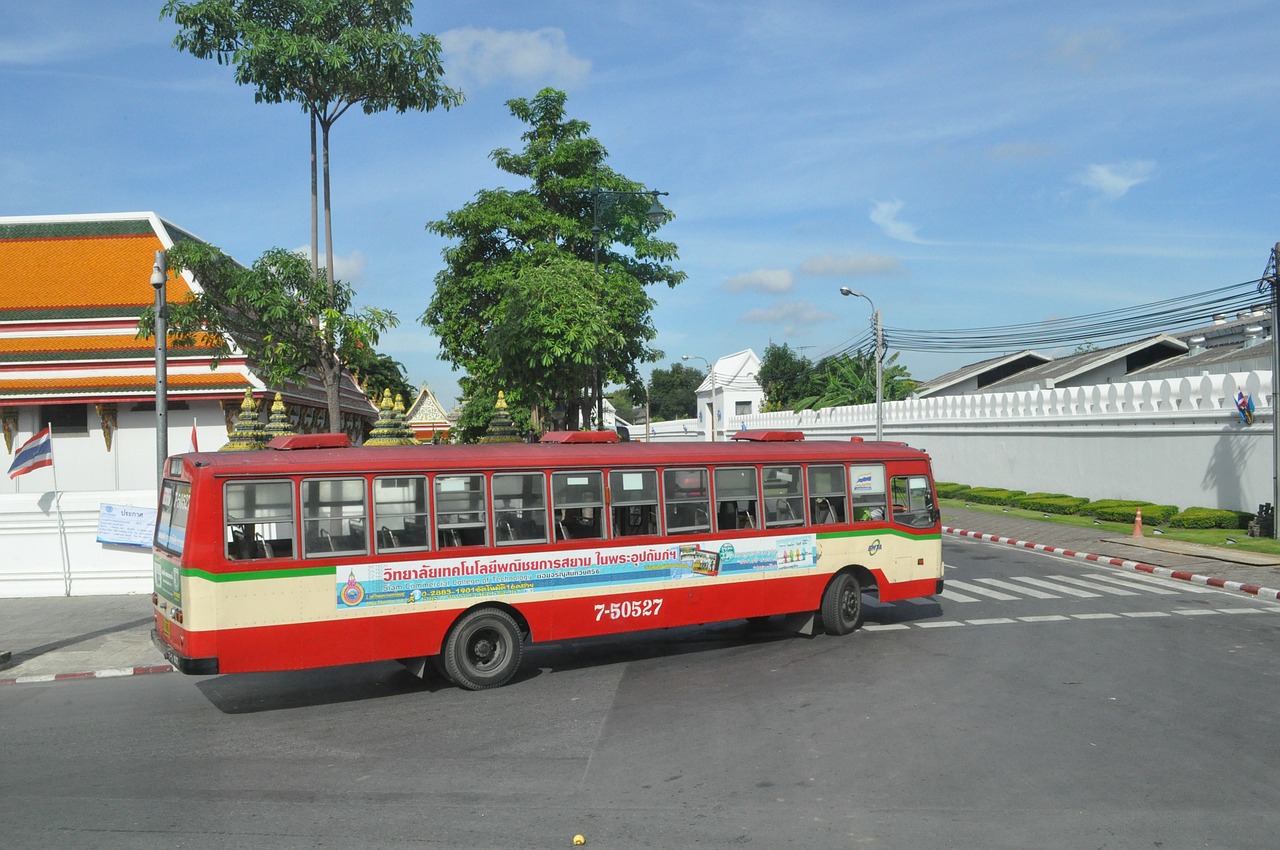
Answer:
xmin=1235 ymin=389 xmax=1255 ymax=425
xmin=8 ymin=427 xmax=53 ymax=479
xmin=186 ymin=421 xmax=199 ymax=453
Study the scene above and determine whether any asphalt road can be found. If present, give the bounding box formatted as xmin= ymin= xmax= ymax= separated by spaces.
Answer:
xmin=2 ymin=538 xmax=1278 ymax=849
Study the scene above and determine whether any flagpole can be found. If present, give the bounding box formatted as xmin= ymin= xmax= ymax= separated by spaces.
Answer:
xmin=45 ymin=422 xmax=71 ymax=596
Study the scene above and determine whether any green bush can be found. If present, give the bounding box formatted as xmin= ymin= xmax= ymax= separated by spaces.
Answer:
xmin=935 ymin=482 xmax=972 ymax=499
xmin=1011 ymin=493 xmax=1091 ymax=515
xmin=1083 ymin=500 xmax=1179 ymax=524
xmin=1168 ymin=507 xmax=1251 ymax=530
xmin=963 ymin=486 xmax=1026 ymax=506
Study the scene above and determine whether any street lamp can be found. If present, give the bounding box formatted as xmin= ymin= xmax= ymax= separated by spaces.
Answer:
xmin=151 ymin=250 xmax=168 ymax=490
xmin=682 ymin=354 xmax=717 ymax=441
xmin=839 ymin=287 xmax=884 ymax=442
xmin=589 ymin=166 xmax=669 ymax=429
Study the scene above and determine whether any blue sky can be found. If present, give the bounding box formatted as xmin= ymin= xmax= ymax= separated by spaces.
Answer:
xmin=4 ymin=1 xmax=1279 ymax=406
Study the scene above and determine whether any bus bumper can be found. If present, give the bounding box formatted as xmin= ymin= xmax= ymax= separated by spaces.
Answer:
xmin=151 ymin=628 xmax=220 ymax=676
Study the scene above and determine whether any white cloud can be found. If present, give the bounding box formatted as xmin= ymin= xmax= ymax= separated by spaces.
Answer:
xmin=1048 ymin=27 xmax=1123 ymax=73
xmin=724 ymin=268 xmax=794 ymax=293
xmin=800 ymin=254 xmax=904 ymax=277
xmin=292 ymin=247 xmax=367 ymax=282
xmin=1076 ymin=161 xmax=1156 ymax=200
xmin=870 ymin=199 xmax=923 ymax=243
xmin=0 ymin=33 xmax=83 ymax=65
xmin=740 ymin=301 xmax=835 ymax=336
xmin=440 ymin=28 xmax=591 ymax=89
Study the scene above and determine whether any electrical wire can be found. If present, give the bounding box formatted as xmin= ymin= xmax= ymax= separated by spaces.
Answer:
xmin=823 ymin=277 xmax=1267 ymax=358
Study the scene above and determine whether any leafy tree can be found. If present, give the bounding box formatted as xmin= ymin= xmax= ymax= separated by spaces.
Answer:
xmin=422 ymin=88 xmax=684 ymax=430
xmin=452 ymin=384 xmax=532 ymax=444
xmin=345 ymin=346 xmax=414 ymax=410
xmin=796 ymin=350 xmax=915 ymax=410
xmin=647 ymin=362 xmax=703 ymax=421
xmin=757 ymin=342 xmax=816 ymax=411
xmin=607 ymin=386 xmax=639 ymax=423
xmin=138 ymin=242 xmax=397 ymax=430
xmin=162 ymin=0 xmax=462 ymax=425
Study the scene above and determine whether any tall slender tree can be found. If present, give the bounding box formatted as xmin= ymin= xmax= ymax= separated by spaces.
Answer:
xmin=162 ymin=0 xmax=463 ymax=428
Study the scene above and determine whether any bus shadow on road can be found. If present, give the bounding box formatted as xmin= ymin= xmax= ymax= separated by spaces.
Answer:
xmin=196 ymin=660 xmax=444 ymax=714
xmin=862 ymin=596 xmax=946 ymax=625
xmin=520 ymin=620 xmax=797 ymax=679
xmin=195 ymin=621 xmax=799 ymax=714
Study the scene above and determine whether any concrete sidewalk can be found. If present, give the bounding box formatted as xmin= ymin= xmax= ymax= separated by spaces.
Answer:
xmin=2 ymin=509 xmax=1278 ymax=684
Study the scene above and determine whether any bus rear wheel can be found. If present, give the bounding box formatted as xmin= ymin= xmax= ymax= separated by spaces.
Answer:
xmin=443 ymin=608 xmax=524 ymax=691
xmin=821 ymin=571 xmax=865 ymax=636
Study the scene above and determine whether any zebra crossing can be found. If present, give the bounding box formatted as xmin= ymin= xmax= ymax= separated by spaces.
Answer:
xmin=863 ymin=568 xmax=1280 ymax=632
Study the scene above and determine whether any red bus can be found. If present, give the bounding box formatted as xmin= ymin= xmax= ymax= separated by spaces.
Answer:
xmin=151 ymin=430 xmax=943 ymax=689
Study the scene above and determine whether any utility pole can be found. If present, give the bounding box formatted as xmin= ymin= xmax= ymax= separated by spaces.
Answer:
xmin=152 ymin=250 xmax=168 ymax=492
xmin=1270 ymin=243 xmax=1280 ymax=538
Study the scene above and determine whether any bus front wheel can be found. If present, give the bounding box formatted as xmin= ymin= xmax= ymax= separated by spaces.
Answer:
xmin=821 ymin=571 xmax=865 ymax=636
xmin=443 ymin=608 xmax=524 ymax=690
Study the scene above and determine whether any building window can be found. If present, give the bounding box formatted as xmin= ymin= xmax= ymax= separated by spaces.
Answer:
xmin=37 ymin=404 xmax=89 ymax=436
xmin=735 ymin=401 xmax=752 ymax=416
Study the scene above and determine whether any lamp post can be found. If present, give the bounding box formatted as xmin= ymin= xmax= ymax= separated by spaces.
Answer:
xmin=151 ymin=250 xmax=168 ymax=490
xmin=589 ymin=166 xmax=669 ymax=429
xmin=682 ymin=354 xmax=716 ymax=441
xmin=839 ymin=287 xmax=883 ymax=442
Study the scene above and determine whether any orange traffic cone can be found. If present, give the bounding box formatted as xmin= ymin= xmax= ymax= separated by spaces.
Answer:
xmin=1131 ymin=508 xmax=1144 ymax=538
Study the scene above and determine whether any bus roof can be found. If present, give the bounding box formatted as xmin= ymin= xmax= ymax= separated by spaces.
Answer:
xmin=180 ymin=436 xmax=931 ymax=479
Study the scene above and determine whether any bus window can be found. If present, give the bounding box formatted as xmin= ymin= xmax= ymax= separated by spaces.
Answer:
xmin=225 ymin=480 xmax=295 ymax=561
xmin=494 ymin=472 xmax=548 ymax=546
xmin=552 ymin=471 xmax=604 ymax=541
xmin=714 ymin=467 xmax=758 ymax=531
xmin=891 ymin=475 xmax=937 ymax=528
xmin=435 ymin=474 xmax=488 ymax=548
xmin=807 ymin=465 xmax=847 ymax=525
xmin=609 ymin=469 xmax=658 ymax=537
xmin=302 ymin=478 xmax=368 ymax=557
xmin=850 ymin=464 xmax=887 ymax=522
xmin=373 ymin=476 xmax=430 ymax=553
xmin=156 ymin=479 xmax=192 ymax=556
xmin=762 ymin=465 xmax=804 ymax=528
xmin=664 ymin=468 xmax=711 ymax=534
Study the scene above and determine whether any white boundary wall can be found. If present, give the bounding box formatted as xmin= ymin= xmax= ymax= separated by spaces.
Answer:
xmin=652 ymin=371 xmax=1276 ymax=515
xmin=5 ymin=372 xmax=1272 ymax=598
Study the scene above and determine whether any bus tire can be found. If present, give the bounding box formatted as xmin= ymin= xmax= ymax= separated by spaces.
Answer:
xmin=821 ymin=571 xmax=864 ymax=636
xmin=443 ymin=608 xmax=524 ymax=691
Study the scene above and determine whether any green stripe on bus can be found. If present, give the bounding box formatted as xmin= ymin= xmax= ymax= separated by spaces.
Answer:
xmin=186 ymin=565 xmax=337 ymax=583
xmin=817 ymin=528 xmax=942 ymax=542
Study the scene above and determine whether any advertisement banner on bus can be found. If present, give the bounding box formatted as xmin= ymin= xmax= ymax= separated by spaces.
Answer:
xmin=335 ymin=533 xmax=819 ymax=610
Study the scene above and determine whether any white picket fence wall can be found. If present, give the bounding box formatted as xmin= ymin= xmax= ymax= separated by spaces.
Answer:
xmin=649 ymin=371 xmax=1276 ymax=515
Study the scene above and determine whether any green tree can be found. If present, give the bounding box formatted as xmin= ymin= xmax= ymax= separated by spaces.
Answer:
xmin=607 ymin=386 xmax=639 ymax=423
xmin=756 ymin=342 xmax=816 ymax=410
xmin=345 ymin=346 xmax=414 ymax=410
xmin=138 ymin=242 xmax=397 ymax=430
xmin=162 ymin=0 xmax=462 ymax=426
xmin=452 ymin=383 xmax=532 ymax=444
xmin=647 ymin=362 xmax=703 ymax=421
xmin=796 ymin=350 xmax=915 ymax=410
xmin=421 ymin=88 xmax=684 ymax=430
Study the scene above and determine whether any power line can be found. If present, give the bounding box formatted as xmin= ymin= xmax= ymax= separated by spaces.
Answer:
xmin=825 ymin=277 xmax=1266 ymax=357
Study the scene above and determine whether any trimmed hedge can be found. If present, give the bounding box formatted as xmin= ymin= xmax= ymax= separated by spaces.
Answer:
xmin=1082 ymin=500 xmax=1180 ymax=525
xmin=1169 ymin=507 xmax=1251 ymax=530
xmin=940 ymin=483 xmax=1207 ymax=526
xmin=1010 ymin=493 xmax=1091 ymax=515
xmin=963 ymin=486 xmax=1026 ymax=506
xmin=935 ymin=482 xmax=971 ymax=500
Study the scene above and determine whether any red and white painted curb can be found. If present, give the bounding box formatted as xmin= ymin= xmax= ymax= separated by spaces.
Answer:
xmin=0 ymin=663 xmax=173 ymax=686
xmin=945 ymin=526 xmax=1280 ymax=602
